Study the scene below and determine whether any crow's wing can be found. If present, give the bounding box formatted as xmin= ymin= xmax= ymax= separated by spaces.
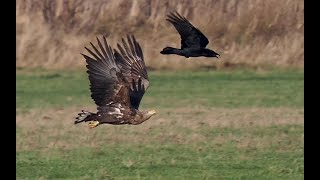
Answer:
xmin=167 ymin=11 xmax=209 ymax=49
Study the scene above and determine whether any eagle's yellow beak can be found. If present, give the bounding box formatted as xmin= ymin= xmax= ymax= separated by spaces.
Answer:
xmin=148 ymin=110 xmax=156 ymax=115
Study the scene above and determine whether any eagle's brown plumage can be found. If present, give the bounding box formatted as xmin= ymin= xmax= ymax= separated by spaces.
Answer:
xmin=75 ymin=35 xmax=156 ymax=128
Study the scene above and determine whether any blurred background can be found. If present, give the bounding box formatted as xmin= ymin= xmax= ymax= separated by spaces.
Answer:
xmin=16 ymin=0 xmax=304 ymax=70
xmin=16 ymin=1 xmax=304 ymax=179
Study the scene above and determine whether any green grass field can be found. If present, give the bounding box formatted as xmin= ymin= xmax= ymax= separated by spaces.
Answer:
xmin=16 ymin=68 xmax=304 ymax=179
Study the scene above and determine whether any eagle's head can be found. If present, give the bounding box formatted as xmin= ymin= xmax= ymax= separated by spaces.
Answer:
xmin=146 ymin=110 xmax=157 ymax=118
xmin=131 ymin=110 xmax=156 ymax=125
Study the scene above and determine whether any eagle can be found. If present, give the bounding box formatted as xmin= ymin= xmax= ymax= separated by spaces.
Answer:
xmin=75 ymin=35 xmax=156 ymax=128
xmin=160 ymin=11 xmax=220 ymax=58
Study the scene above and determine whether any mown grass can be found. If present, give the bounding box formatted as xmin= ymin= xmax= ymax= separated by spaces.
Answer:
xmin=16 ymin=68 xmax=304 ymax=113
xmin=17 ymin=133 xmax=303 ymax=179
xmin=16 ymin=68 xmax=304 ymax=179
xmin=16 ymin=69 xmax=91 ymax=113
xmin=16 ymin=124 xmax=304 ymax=179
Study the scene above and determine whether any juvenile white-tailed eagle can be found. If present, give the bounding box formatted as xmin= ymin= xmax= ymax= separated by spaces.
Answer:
xmin=75 ymin=35 xmax=156 ymax=128
xmin=160 ymin=11 xmax=220 ymax=58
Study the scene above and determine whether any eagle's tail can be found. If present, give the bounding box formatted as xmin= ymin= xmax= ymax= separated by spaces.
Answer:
xmin=74 ymin=110 xmax=96 ymax=124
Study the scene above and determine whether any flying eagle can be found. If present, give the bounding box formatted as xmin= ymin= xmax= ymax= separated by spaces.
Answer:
xmin=160 ymin=11 xmax=220 ymax=58
xmin=75 ymin=35 xmax=156 ymax=128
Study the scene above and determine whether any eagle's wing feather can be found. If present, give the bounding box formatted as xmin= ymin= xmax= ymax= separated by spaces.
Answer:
xmin=114 ymin=35 xmax=149 ymax=109
xmin=82 ymin=36 xmax=131 ymax=109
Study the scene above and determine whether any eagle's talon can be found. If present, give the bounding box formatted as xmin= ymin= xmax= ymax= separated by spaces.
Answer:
xmin=88 ymin=121 xmax=99 ymax=128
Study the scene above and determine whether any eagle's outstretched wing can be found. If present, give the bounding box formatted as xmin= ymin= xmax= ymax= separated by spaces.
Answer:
xmin=166 ymin=11 xmax=209 ymax=49
xmin=114 ymin=35 xmax=150 ymax=109
xmin=82 ymin=36 xmax=131 ymax=109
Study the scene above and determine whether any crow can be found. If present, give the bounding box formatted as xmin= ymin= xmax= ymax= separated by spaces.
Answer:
xmin=160 ymin=11 xmax=220 ymax=58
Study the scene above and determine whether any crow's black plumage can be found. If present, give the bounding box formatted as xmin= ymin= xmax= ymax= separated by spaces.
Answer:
xmin=160 ymin=11 xmax=220 ymax=58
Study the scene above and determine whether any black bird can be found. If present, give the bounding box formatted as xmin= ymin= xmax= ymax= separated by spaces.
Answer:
xmin=160 ymin=11 xmax=220 ymax=58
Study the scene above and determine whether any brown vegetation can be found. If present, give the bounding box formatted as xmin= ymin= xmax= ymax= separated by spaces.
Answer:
xmin=16 ymin=0 xmax=304 ymax=70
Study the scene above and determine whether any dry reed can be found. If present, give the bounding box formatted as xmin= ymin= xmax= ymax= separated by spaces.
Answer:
xmin=16 ymin=0 xmax=304 ymax=70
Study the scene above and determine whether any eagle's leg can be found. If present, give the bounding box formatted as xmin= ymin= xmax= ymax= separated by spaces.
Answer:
xmin=88 ymin=121 xmax=100 ymax=128
xmin=75 ymin=110 xmax=100 ymax=128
